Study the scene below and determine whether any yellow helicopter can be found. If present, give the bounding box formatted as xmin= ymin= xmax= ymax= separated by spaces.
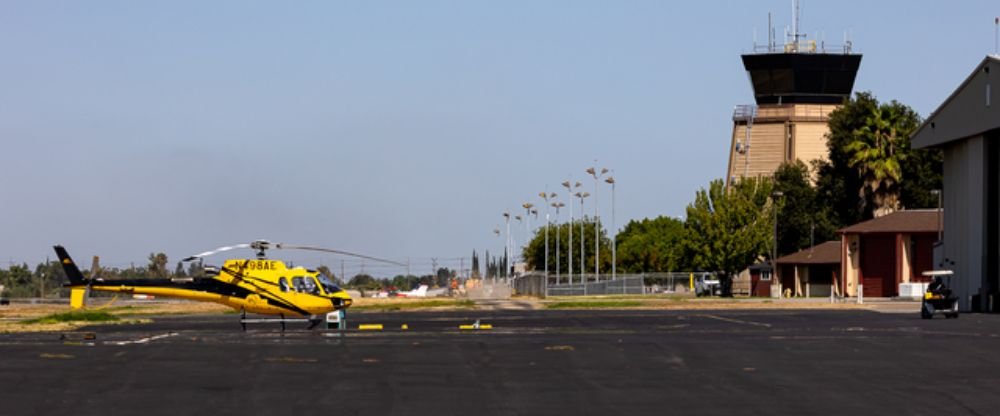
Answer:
xmin=54 ymin=240 xmax=404 ymax=329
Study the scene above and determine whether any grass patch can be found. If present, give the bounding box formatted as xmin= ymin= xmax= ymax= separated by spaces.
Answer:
xmin=546 ymin=294 xmax=691 ymax=302
xmin=23 ymin=310 xmax=120 ymax=325
xmin=351 ymin=299 xmax=475 ymax=311
xmin=546 ymin=301 xmax=644 ymax=309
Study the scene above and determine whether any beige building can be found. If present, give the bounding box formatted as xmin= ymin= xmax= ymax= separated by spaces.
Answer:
xmin=726 ymin=47 xmax=862 ymax=185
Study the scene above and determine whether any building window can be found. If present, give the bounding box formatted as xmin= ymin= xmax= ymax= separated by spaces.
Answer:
xmin=761 ymin=271 xmax=772 ymax=281
xmin=786 ymin=124 xmax=794 ymax=161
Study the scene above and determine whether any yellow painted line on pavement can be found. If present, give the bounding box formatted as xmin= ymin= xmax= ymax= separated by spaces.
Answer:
xmin=544 ymin=345 xmax=575 ymax=351
xmin=358 ymin=324 xmax=383 ymax=331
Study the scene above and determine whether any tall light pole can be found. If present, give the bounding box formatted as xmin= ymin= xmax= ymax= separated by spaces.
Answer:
xmin=771 ymin=191 xmax=784 ymax=266
xmin=552 ymin=200 xmax=565 ymax=284
xmin=515 ymin=215 xmax=523 ymax=267
xmin=587 ymin=165 xmax=608 ymax=281
xmin=503 ymin=211 xmax=511 ymax=281
xmin=522 ymin=202 xmax=534 ymax=251
xmin=605 ymin=174 xmax=616 ymax=280
xmin=539 ymin=192 xmax=555 ymax=279
xmin=575 ymin=191 xmax=590 ymax=283
xmin=562 ymin=180 xmax=581 ymax=284
xmin=493 ymin=227 xmax=501 ymax=283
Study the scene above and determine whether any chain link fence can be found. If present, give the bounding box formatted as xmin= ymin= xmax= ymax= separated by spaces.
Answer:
xmin=513 ymin=272 xmax=717 ymax=297
xmin=546 ymin=276 xmax=644 ymax=296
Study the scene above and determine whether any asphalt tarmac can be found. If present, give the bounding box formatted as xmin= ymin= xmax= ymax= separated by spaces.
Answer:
xmin=2 ymin=309 xmax=999 ymax=416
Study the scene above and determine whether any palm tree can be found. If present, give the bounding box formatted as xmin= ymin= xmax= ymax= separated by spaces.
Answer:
xmin=845 ymin=103 xmax=911 ymax=217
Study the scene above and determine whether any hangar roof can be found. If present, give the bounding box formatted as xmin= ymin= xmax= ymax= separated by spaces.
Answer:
xmin=912 ymin=55 xmax=1000 ymax=149
xmin=775 ymin=241 xmax=841 ymax=265
xmin=838 ymin=209 xmax=941 ymax=234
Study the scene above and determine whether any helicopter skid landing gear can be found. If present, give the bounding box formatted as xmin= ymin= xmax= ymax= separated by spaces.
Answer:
xmin=239 ymin=312 xmax=312 ymax=331
xmin=307 ymin=316 xmax=323 ymax=330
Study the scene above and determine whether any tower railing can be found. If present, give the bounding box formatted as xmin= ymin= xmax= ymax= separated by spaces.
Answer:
xmin=752 ymin=40 xmax=854 ymax=55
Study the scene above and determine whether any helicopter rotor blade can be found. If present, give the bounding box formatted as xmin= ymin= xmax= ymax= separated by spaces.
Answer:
xmin=274 ymin=244 xmax=407 ymax=267
xmin=182 ymin=244 xmax=251 ymax=262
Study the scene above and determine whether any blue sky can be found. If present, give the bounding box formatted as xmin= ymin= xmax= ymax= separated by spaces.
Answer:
xmin=1 ymin=1 xmax=996 ymax=276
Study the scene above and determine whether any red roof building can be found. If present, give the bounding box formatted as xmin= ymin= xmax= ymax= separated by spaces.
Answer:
xmin=772 ymin=241 xmax=842 ymax=297
xmin=839 ymin=210 xmax=941 ymax=298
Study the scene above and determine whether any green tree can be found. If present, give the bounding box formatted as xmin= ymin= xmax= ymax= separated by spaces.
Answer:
xmin=147 ymin=253 xmax=169 ymax=279
xmin=174 ymin=261 xmax=187 ymax=278
xmin=682 ymin=177 xmax=775 ymax=295
xmin=347 ymin=273 xmax=379 ymax=290
xmin=615 ymin=216 xmax=685 ymax=272
xmin=774 ymin=160 xmax=837 ymax=256
xmin=816 ymin=91 xmax=939 ymax=223
xmin=34 ymin=259 xmax=68 ymax=298
xmin=522 ymin=217 xmax=611 ymax=275
xmin=899 ymin=129 xmax=943 ymax=210
xmin=435 ymin=268 xmax=455 ymax=287
xmin=390 ymin=274 xmax=419 ymax=290
xmin=844 ymin=100 xmax=920 ymax=216
xmin=471 ymin=250 xmax=481 ymax=279
xmin=2 ymin=264 xmax=35 ymax=297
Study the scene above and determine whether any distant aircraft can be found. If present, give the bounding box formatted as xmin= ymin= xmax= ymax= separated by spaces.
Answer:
xmin=395 ymin=285 xmax=429 ymax=298
xmin=371 ymin=284 xmax=430 ymax=298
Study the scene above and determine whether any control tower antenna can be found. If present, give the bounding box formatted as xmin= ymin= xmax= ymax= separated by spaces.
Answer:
xmin=789 ymin=0 xmax=806 ymax=52
xmin=768 ymin=12 xmax=774 ymax=52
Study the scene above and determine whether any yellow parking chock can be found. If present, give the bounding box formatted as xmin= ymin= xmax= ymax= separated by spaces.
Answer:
xmin=459 ymin=324 xmax=492 ymax=330
xmin=358 ymin=324 xmax=383 ymax=331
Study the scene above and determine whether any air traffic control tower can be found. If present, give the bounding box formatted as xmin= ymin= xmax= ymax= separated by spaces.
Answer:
xmin=726 ymin=11 xmax=861 ymax=185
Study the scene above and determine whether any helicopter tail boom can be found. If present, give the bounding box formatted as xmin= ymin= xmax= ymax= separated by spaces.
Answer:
xmin=54 ymin=246 xmax=89 ymax=310
xmin=54 ymin=245 xmax=87 ymax=286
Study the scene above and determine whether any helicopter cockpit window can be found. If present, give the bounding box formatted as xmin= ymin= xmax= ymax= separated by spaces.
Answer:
xmin=317 ymin=273 xmax=341 ymax=294
xmin=278 ymin=277 xmax=289 ymax=293
xmin=291 ymin=277 xmax=306 ymax=293
xmin=296 ymin=276 xmax=320 ymax=295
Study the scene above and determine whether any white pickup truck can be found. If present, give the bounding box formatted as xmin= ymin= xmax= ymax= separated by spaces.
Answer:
xmin=694 ymin=274 xmax=721 ymax=297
